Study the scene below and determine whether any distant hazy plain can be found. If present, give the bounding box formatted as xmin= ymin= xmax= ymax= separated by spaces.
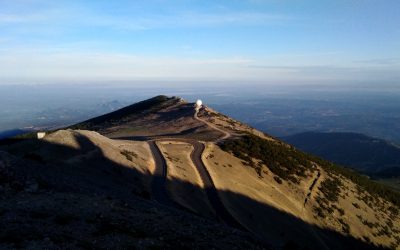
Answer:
xmin=0 ymin=82 xmax=399 ymax=144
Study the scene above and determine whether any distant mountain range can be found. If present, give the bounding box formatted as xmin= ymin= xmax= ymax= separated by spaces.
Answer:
xmin=282 ymin=132 xmax=400 ymax=178
xmin=0 ymin=128 xmax=34 ymax=140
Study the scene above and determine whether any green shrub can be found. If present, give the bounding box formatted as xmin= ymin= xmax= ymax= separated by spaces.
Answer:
xmin=318 ymin=177 xmax=342 ymax=203
xmin=337 ymin=207 xmax=345 ymax=216
xmin=313 ymin=206 xmax=326 ymax=218
xmin=338 ymin=218 xmax=350 ymax=234
xmin=220 ymin=134 xmax=312 ymax=182
xmin=362 ymin=219 xmax=375 ymax=229
xmin=308 ymin=154 xmax=400 ymax=207
xmin=274 ymin=176 xmax=282 ymax=184
xmin=120 ymin=150 xmax=137 ymax=162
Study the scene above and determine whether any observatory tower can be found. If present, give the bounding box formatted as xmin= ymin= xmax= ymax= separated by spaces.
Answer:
xmin=195 ymin=99 xmax=202 ymax=111
xmin=196 ymin=99 xmax=202 ymax=107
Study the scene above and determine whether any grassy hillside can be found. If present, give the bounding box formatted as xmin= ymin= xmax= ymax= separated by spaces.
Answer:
xmin=220 ymin=134 xmax=314 ymax=184
xmin=219 ymin=134 xmax=400 ymax=248
xmin=220 ymin=134 xmax=400 ymax=207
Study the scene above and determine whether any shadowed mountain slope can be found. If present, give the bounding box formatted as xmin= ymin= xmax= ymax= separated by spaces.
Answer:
xmin=71 ymin=95 xmax=179 ymax=131
xmin=0 ymin=135 xmax=264 ymax=249
xmin=283 ymin=132 xmax=400 ymax=178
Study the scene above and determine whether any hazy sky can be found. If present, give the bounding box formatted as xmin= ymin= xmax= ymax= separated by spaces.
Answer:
xmin=0 ymin=0 xmax=399 ymax=84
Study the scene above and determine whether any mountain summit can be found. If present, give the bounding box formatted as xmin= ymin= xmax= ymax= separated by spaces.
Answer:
xmin=71 ymin=95 xmax=266 ymax=141
xmin=1 ymin=96 xmax=399 ymax=249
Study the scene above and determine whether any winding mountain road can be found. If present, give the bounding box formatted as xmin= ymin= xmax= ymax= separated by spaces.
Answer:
xmin=194 ymin=108 xmax=231 ymax=141
xmin=146 ymin=105 xmax=243 ymax=228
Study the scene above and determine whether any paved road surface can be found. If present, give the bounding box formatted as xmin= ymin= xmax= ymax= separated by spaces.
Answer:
xmin=190 ymin=140 xmax=244 ymax=229
xmin=194 ymin=108 xmax=231 ymax=141
xmin=148 ymin=140 xmax=176 ymax=207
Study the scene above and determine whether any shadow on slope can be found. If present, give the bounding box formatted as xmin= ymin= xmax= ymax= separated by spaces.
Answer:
xmin=0 ymin=136 xmax=387 ymax=250
xmin=0 ymin=137 xmax=263 ymax=249
xmin=282 ymin=132 xmax=400 ymax=178
xmin=0 ymin=135 xmax=150 ymax=201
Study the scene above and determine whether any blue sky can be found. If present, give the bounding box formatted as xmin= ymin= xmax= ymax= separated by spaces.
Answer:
xmin=0 ymin=0 xmax=399 ymax=84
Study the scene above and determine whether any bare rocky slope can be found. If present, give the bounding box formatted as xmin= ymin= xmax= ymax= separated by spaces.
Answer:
xmin=1 ymin=95 xmax=399 ymax=249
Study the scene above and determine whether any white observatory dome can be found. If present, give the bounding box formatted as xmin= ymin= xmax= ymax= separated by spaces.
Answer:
xmin=196 ymin=99 xmax=203 ymax=107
